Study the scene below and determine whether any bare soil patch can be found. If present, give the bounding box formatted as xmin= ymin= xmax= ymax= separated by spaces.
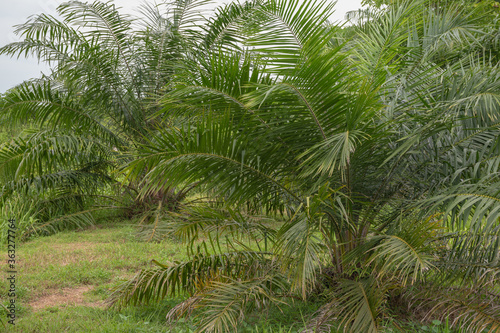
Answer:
xmin=30 ymin=285 xmax=104 ymax=311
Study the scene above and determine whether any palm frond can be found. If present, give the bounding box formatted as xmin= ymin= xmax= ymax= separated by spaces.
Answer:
xmin=108 ymin=250 xmax=275 ymax=307
xmin=169 ymin=274 xmax=289 ymax=333
xmin=310 ymin=277 xmax=385 ymax=333
xmin=0 ymin=82 xmax=122 ymax=145
xmin=126 ymin=113 xmax=302 ymax=210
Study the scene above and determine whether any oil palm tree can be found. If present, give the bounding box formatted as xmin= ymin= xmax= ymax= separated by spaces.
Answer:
xmin=0 ymin=0 xmax=210 ymax=234
xmin=108 ymin=0 xmax=500 ymax=332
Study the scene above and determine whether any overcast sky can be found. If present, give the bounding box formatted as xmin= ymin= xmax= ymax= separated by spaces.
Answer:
xmin=0 ymin=0 xmax=362 ymax=93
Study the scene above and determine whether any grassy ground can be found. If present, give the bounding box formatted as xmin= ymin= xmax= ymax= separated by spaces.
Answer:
xmin=0 ymin=219 xmax=461 ymax=333
xmin=0 ymin=220 xmax=187 ymax=332
xmin=0 ymin=220 xmax=319 ymax=332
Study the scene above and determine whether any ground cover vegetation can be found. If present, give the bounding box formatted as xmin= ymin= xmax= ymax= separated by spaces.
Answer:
xmin=3 ymin=221 xmax=315 ymax=332
xmin=0 ymin=221 xmax=475 ymax=332
xmin=0 ymin=0 xmax=499 ymax=332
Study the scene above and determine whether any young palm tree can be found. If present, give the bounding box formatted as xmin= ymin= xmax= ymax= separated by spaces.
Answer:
xmin=1 ymin=0 xmax=498 ymax=331
xmin=108 ymin=0 xmax=500 ymax=332
xmin=0 ymin=0 xmax=209 ymax=235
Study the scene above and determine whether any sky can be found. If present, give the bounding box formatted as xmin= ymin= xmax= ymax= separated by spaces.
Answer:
xmin=0 ymin=0 xmax=363 ymax=93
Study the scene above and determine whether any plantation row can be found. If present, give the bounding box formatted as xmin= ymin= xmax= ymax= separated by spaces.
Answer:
xmin=0 ymin=0 xmax=499 ymax=332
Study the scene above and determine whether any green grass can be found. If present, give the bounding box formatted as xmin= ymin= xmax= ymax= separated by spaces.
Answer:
xmin=0 ymin=219 xmax=190 ymax=332
xmin=4 ymin=305 xmax=179 ymax=332
xmin=0 ymin=219 xmax=465 ymax=332
xmin=0 ymin=220 xmax=188 ymax=299
xmin=0 ymin=219 xmax=320 ymax=332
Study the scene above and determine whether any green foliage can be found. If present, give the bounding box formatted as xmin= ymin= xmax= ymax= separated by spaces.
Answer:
xmin=0 ymin=0 xmax=209 ymax=238
xmin=1 ymin=0 xmax=500 ymax=332
xmin=110 ymin=0 xmax=500 ymax=332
